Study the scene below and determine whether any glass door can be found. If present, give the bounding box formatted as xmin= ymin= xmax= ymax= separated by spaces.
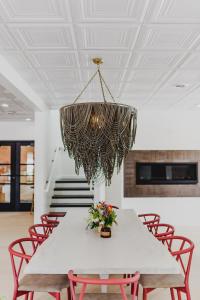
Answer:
xmin=0 ymin=142 xmax=14 ymax=210
xmin=0 ymin=141 xmax=34 ymax=211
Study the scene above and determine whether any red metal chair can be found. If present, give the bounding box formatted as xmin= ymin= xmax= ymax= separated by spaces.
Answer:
xmin=140 ymin=235 xmax=194 ymax=300
xmin=41 ymin=213 xmax=61 ymax=226
xmin=147 ymin=223 xmax=175 ymax=241
xmin=9 ymin=237 xmax=70 ymax=300
xmin=48 ymin=212 xmax=66 ymax=217
xmin=138 ymin=213 xmax=160 ymax=231
xmin=68 ymin=270 xmax=140 ymax=300
xmin=29 ymin=223 xmax=57 ymax=242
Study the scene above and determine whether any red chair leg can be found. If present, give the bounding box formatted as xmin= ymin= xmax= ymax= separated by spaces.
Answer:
xmin=170 ymin=288 xmax=175 ymax=300
xmin=30 ymin=292 xmax=34 ymax=300
xmin=131 ymin=280 xmax=139 ymax=296
xmin=55 ymin=293 xmax=60 ymax=300
xmin=177 ymin=290 xmax=182 ymax=300
xmin=13 ymin=291 xmax=17 ymax=300
xmin=67 ymin=287 xmax=71 ymax=300
xmin=186 ymin=289 xmax=191 ymax=300
xmin=25 ymin=293 xmax=29 ymax=300
xmin=143 ymin=288 xmax=148 ymax=300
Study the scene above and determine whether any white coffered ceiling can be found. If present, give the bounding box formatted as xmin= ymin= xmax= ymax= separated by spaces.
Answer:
xmin=0 ymin=0 xmax=200 ymax=120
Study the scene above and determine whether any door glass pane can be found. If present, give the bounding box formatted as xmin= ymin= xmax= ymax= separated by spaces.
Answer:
xmin=20 ymin=146 xmax=34 ymax=164
xmin=0 ymin=146 xmax=11 ymax=205
xmin=20 ymin=144 xmax=34 ymax=204
xmin=20 ymin=165 xmax=34 ymax=176
xmin=0 ymin=184 xmax=10 ymax=203
xmin=20 ymin=185 xmax=33 ymax=203
xmin=0 ymin=176 xmax=11 ymax=184
xmin=0 ymin=165 xmax=11 ymax=176
xmin=20 ymin=176 xmax=34 ymax=184
xmin=0 ymin=146 xmax=11 ymax=164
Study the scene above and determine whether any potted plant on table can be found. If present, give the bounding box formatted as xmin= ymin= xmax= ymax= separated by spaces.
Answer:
xmin=87 ymin=202 xmax=118 ymax=238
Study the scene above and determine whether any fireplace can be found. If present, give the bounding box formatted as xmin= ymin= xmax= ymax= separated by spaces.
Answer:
xmin=136 ymin=162 xmax=198 ymax=185
xmin=124 ymin=151 xmax=200 ymax=197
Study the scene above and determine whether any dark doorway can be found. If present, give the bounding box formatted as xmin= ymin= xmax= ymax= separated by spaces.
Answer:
xmin=0 ymin=141 xmax=34 ymax=211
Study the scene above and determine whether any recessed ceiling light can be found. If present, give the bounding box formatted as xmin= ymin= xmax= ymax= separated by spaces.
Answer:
xmin=25 ymin=118 xmax=31 ymax=121
xmin=175 ymin=84 xmax=186 ymax=88
xmin=1 ymin=103 xmax=9 ymax=107
xmin=7 ymin=111 xmax=15 ymax=115
xmin=197 ymin=104 xmax=200 ymax=108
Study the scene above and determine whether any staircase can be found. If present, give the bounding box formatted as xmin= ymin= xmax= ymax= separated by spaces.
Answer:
xmin=49 ymin=178 xmax=94 ymax=211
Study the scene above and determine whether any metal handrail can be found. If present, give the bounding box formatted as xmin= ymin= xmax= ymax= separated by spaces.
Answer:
xmin=45 ymin=146 xmax=61 ymax=192
xmin=45 ymin=146 xmax=94 ymax=193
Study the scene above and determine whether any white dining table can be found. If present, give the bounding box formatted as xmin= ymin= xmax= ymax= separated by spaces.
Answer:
xmin=24 ymin=208 xmax=181 ymax=279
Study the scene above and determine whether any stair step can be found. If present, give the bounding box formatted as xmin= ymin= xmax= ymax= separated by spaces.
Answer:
xmin=50 ymin=203 xmax=92 ymax=208
xmin=55 ymin=182 xmax=90 ymax=188
xmin=50 ymin=198 xmax=94 ymax=204
xmin=54 ymin=187 xmax=90 ymax=191
xmin=53 ymin=189 xmax=93 ymax=196
xmin=56 ymin=179 xmax=88 ymax=184
xmin=52 ymin=195 xmax=94 ymax=199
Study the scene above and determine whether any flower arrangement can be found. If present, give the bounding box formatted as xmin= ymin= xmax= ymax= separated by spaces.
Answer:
xmin=87 ymin=202 xmax=117 ymax=237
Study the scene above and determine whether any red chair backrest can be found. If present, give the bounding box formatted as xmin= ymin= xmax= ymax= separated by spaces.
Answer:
xmin=138 ymin=213 xmax=160 ymax=231
xmin=48 ymin=212 xmax=66 ymax=217
xmin=41 ymin=213 xmax=60 ymax=226
xmin=68 ymin=270 xmax=140 ymax=300
xmin=8 ymin=238 xmax=41 ymax=290
xmin=29 ymin=223 xmax=56 ymax=241
xmin=161 ymin=235 xmax=194 ymax=285
xmin=147 ymin=223 xmax=175 ymax=240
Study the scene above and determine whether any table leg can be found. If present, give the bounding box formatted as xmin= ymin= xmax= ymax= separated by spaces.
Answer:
xmin=100 ymin=274 xmax=109 ymax=293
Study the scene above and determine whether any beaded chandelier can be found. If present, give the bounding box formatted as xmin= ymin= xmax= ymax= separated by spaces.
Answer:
xmin=60 ymin=58 xmax=137 ymax=185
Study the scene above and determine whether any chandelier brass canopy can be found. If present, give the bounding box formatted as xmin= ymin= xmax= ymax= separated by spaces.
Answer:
xmin=60 ymin=58 xmax=137 ymax=185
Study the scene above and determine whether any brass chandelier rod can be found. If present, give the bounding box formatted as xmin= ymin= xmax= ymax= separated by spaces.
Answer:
xmin=99 ymin=70 xmax=115 ymax=103
xmin=97 ymin=66 xmax=106 ymax=102
xmin=73 ymin=57 xmax=116 ymax=104
xmin=73 ymin=69 xmax=98 ymax=104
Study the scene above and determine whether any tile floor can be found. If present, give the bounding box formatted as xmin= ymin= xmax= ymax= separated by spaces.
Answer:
xmin=0 ymin=212 xmax=199 ymax=299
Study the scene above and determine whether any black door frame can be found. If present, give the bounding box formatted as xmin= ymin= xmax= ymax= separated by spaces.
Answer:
xmin=0 ymin=140 xmax=34 ymax=211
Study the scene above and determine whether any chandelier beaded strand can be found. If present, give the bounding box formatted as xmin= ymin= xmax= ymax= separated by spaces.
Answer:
xmin=60 ymin=58 xmax=137 ymax=185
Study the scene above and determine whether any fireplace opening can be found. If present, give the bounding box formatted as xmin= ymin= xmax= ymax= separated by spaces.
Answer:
xmin=136 ymin=162 xmax=198 ymax=185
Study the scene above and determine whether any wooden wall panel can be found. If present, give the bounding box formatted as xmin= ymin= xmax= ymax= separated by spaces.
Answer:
xmin=124 ymin=150 xmax=200 ymax=197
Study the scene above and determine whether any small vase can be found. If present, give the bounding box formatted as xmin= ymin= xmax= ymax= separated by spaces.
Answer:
xmin=100 ymin=227 xmax=111 ymax=238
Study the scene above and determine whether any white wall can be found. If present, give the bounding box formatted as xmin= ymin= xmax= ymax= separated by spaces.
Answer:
xmin=0 ymin=121 xmax=35 ymax=140
xmin=47 ymin=109 xmax=84 ymax=178
xmin=106 ymin=110 xmax=200 ymax=226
